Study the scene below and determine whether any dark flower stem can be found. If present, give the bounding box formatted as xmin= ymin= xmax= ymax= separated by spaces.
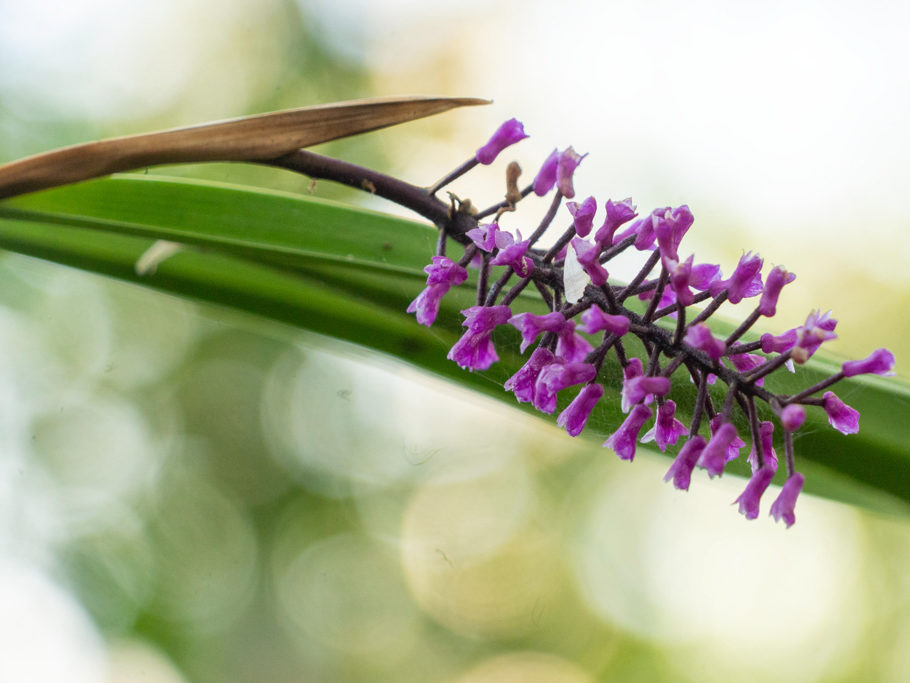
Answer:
xmin=786 ymin=371 xmax=845 ymax=404
xmin=427 ymin=157 xmax=479 ymax=195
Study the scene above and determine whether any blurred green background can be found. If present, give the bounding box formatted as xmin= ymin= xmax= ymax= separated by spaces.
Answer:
xmin=1 ymin=1 xmax=909 ymax=681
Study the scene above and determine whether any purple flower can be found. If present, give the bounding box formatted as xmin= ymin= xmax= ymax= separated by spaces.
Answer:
xmin=664 ymin=254 xmax=695 ymax=307
xmin=490 ymin=233 xmax=534 ymax=277
xmin=769 ymin=472 xmax=805 ymax=528
xmin=556 ymin=147 xmax=586 ymax=199
xmin=406 ymin=256 xmax=468 ymax=326
xmin=533 ymin=149 xmax=559 ymax=196
xmin=793 ymin=309 xmax=838 ymax=364
xmin=842 ymin=348 xmax=896 ymax=377
xmin=509 ymin=311 xmax=566 ymax=353
xmin=504 ymin=347 xmax=556 ymax=403
xmin=709 ymin=251 xmax=764 ymax=304
xmin=447 ymin=305 xmax=512 ymax=371
xmin=466 ymin=222 xmax=502 ymax=252
xmin=690 ymin=262 xmax=722 ymax=291
xmin=664 ymin=435 xmax=707 ymax=490
xmin=580 ymin=305 xmax=630 ymax=337
xmin=761 ymin=329 xmax=797 ymax=354
xmin=747 ymin=421 xmax=778 ymax=473
xmin=567 ymin=196 xmax=597 ymax=237
xmin=684 ymin=323 xmax=726 ymax=361
xmin=557 ymin=383 xmax=604 ymax=436
xmin=698 ymin=421 xmax=739 ymax=478
xmin=780 ymin=404 xmax=806 ymax=431
xmin=735 ymin=466 xmax=776 ymax=520
xmin=729 ymin=352 xmax=766 ymax=386
xmin=604 ymin=404 xmax=653 ymax=461
xmin=641 ymin=400 xmax=688 ymax=451
xmin=594 ymin=198 xmax=637 ymax=246
xmin=571 ymin=238 xmax=609 ymax=286
xmin=710 ymin=415 xmax=745 ymax=462
xmin=621 ymin=375 xmax=671 ymax=412
xmin=758 ymin=266 xmax=795 ymax=317
xmin=822 ymin=391 xmax=860 ymax=434
xmin=475 ymin=118 xmax=528 ymax=165
xmin=533 ymin=361 xmax=597 ymax=414
xmin=653 ymin=205 xmax=694 ymax=262
xmin=555 ymin=319 xmax=594 ymax=362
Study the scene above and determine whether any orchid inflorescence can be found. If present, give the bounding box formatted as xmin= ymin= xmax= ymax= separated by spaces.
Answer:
xmin=406 ymin=118 xmax=896 ymax=528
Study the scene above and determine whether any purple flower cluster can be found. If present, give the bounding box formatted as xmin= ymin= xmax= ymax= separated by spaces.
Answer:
xmin=407 ymin=119 xmax=896 ymax=528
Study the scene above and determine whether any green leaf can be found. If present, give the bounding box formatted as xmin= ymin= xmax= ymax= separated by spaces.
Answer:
xmin=0 ymin=175 xmax=907 ymax=515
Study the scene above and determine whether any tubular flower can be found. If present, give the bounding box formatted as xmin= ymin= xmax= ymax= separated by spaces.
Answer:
xmin=567 ymin=196 xmax=597 ymax=237
xmin=475 ymin=118 xmax=528 ymax=165
xmin=505 ymin=347 xmax=557 ymax=403
xmin=621 ymin=375 xmax=671 ymax=411
xmin=490 ymin=232 xmax=534 ymax=277
xmin=605 ymin=404 xmax=653 ymax=461
xmin=758 ymin=266 xmax=795 ymax=317
xmin=710 ymin=251 xmax=764 ymax=304
xmin=509 ymin=311 xmax=566 ymax=353
xmin=642 ymin=400 xmax=688 ymax=451
xmin=653 ymin=205 xmax=694 ymax=262
xmin=571 ymin=238 xmax=609 ymax=286
xmin=822 ymin=391 xmax=860 ymax=434
xmin=770 ymin=473 xmax=806 ymax=528
xmin=406 ymin=256 xmax=468 ymax=326
xmin=580 ymin=305 xmax=630 ymax=337
xmin=780 ymin=404 xmax=806 ymax=432
xmin=697 ymin=421 xmax=739 ymax=478
xmin=747 ymin=421 xmax=778 ymax=473
xmin=684 ymin=323 xmax=726 ymax=361
xmin=842 ymin=348 xmax=896 ymax=377
xmin=594 ymin=198 xmax=638 ymax=246
xmin=533 ymin=361 xmax=597 ymax=414
xmin=399 ymin=117 xmax=894 ymax=527
xmin=555 ymin=319 xmax=594 ymax=362
xmin=557 ymin=383 xmax=604 ymax=436
xmin=533 ymin=149 xmax=559 ymax=196
xmin=792 ymin=309 xmax=838 ymax=364
xmin=664 ymin=435 xmax=707 ymax=491
xmin=735 ymin=466 xmax=776 ymax=520
xmin=447 ymin=305 xmax=512 ymax=371
xmin=709 ymin=415 xmax=745 ymax=462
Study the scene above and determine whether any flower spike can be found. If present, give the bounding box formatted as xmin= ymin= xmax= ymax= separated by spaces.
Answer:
xmin=396 ymin=116 xmax=895 ymax=527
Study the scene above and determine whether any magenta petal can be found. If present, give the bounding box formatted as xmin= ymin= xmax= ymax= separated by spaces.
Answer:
xmin=567 ymin=196 xmax=597 ymax=237
xmin=746 ymin=421 xmax=778 ymax=473
xmin=580 ymin=306 xmax=630 ymax=337
xmin=533 ymin=149 xmax=559 ymax=196
xmin=533 ymin=361 xmax=596 ymax=414
xmin=758 ymin=266 xmax=795 ymax=317
xmin=822 ymin=391 xmax=860 ymax=434
xmin=684 ymin=323 xmax=726 ymax=361
xmin=664 ymin=435 xmax=707 ymax=490
xmin=698 ymin=422 xmax=739 ymax=478
xmin=505 ymin=348 xmax=557 ymax=403
xmin=475 ymin=118 xmax=528 ymax=165
xmin=509 ymin=311 xmax=565 ymax=353
xmin=642 ymin=400 xmax=688 ymax=452
xmin=557 ymin=383 xmax=604 ymax=436
xmin=780 ymin=404 xmax=806 ymax=432
xmin=604 ymin=404 xmax=653 ymax=461
xmin=842 ymin=348 xmax=896 ymax=377
xmin=735 ymin=466 xmax=776 ymax=520
xmin=769 ymin=472 xmax=805 ymax=528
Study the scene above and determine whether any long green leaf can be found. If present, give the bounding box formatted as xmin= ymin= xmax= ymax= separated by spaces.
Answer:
xmin=0 ymin=175 xmax=907 ymax=515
